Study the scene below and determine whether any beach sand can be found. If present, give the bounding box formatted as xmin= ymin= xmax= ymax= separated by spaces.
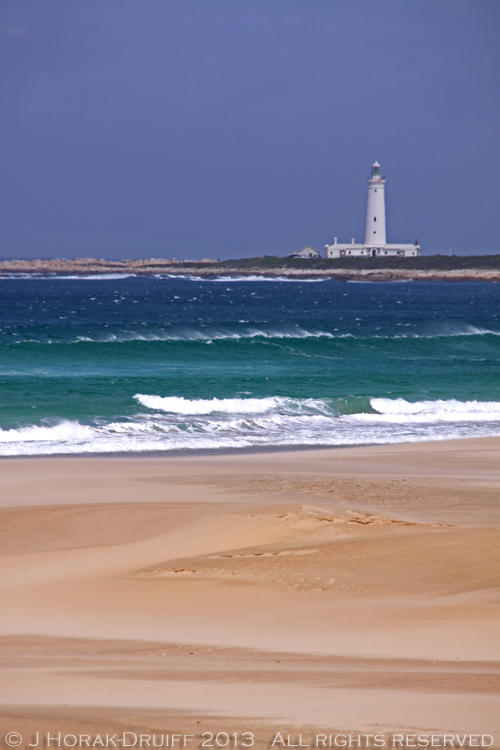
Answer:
xmin=0 ymin=438 xmax=499 ymax=743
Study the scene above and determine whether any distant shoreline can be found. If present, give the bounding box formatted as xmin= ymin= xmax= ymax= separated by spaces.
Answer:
xmin=1 ymin=255 xmax=500 ymax=281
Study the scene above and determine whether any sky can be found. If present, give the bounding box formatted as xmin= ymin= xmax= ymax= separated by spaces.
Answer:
xmin=1 ymin=0 xmax=499 ymax=260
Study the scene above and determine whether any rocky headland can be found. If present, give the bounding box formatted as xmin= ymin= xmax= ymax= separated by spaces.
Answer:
xmin=1 ymin=256 xmax=500 ymax=281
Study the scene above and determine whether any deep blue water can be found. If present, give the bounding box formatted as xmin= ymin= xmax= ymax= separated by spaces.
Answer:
xmin=0 ymin=274 xmax=499 ymax=455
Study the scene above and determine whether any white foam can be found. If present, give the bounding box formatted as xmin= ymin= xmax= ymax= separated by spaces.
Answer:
xmin=7 ymin=325 xmax=497 ymax=346
xmin=363 ymin=325 xmax=500 ymax=340
xmin=53 ymin=273 xmax=137 ymax=280
xmin=1 ymin=407 xmax=499 ymax=456
xmin=65 ymin=325 xmax=497 ymax=343
xmin=2 ymin=273 xmax=136 ymax=280
xmin=404 ymin=325 xmax=500 ymax=339
xmin=366 ymin=397 xmax=500 ymax=423
xmin=0 ymin=273 xmax=44 ymax=279
xmin=160 ymin=274 xmax=206 ymax=281
xmin=211 ymin=275 xmax=328 ymax=283
xmin=0 ymin=421 xmax=93 ymax=443
xmin=71 ymin=328 xmax=337 ymax=343
xmin=1 ymin=397 xmax=500 ymax=456
xmin=437 ymin=325 xmax=500 ymax=337
xmin=135 ymin=394 xmax=294 ymax=415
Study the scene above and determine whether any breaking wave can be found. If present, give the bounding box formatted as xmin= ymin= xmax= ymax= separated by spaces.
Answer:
xmin=403 ymin=325 xmax=500 ymax=339
xmin=2 ymin=328 xmax=339 ymax=345
xmin=136 ymin=394 xmax=283 ymax=415
xmin=2 ymin=396 xmax=499 ymax=456
xmin=210 ymin=275 xmax=328 ymax=283
xmin=366 ymin=397 xmax=500 ymax=422
xmin=4 ymin=324 xmax=499 ymax=346
xmin=1 ymin=273 xmax=137 ymax=280
xmin=134 ymin=394 xmax=330 ymax=415
xmin=0 ymin=421 xmax=94 ymax=443
xmin=87 ymin=328 xmax=337 ymax=343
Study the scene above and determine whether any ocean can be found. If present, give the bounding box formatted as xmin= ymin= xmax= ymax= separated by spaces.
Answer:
xmin=0 ymin=274 xmax=499 ymax=456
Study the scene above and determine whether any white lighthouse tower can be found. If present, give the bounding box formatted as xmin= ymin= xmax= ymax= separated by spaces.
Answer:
xmin=364 ymin=162 xmax=386 ymax=247
xmin=325 ymin=162 xmax=420 ymax=258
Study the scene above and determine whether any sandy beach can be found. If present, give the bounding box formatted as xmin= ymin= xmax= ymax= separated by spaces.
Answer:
xmin=1 ymin=438 xmax=499 ymax=743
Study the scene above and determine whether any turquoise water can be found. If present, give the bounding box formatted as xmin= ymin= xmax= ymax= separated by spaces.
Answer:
xmin=0 ymin=275 xmax=499 ymax=454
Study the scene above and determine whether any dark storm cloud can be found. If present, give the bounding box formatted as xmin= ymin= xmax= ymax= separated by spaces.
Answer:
xmin=1 ymin=0 xmax=499 ymax=258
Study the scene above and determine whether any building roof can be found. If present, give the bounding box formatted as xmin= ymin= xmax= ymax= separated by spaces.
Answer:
xmin=289 ymin=245 xmax=320 ymax=257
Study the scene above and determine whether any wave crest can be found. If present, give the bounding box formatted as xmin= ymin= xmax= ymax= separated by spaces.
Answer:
xmin=368 ymin=397 xmax=500 ymax=423
xmin=134 ymin=394 xmax=329 ymax=415
xmin=1 ymin=396 xmax=500 ymax=456
xmin=0 ymin=421 xmax=93 ymax=443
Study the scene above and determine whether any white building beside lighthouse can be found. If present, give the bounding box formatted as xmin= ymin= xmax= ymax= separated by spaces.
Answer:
xmin=325 ymin=162 xmax=420 ymax=258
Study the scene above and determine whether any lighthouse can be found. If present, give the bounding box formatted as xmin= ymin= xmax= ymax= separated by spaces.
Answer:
xmin=364 ymin=162 xmax=386 ymax=247
xmin=325 ymin=162 xmax=420 ymax=258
